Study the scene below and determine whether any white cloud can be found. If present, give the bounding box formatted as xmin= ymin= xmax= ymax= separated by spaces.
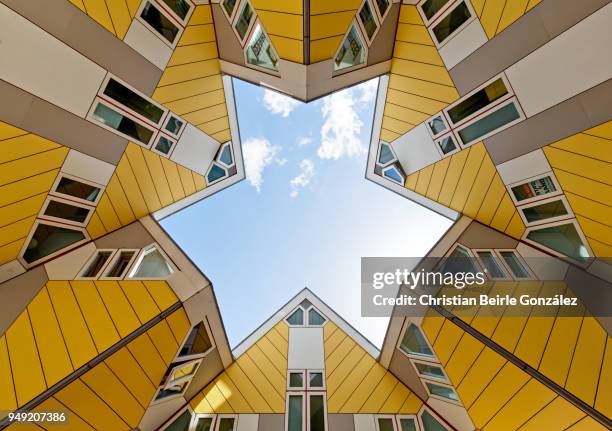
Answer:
xmin=242 ymin=138 xmax=284 ymax=192
xmin=262 ymin=89 xmax=300 ymax=117
xmin=297 ymin=136 xmax=313 ymax=147
xmin=355 ymin=78 xmax=378 ymax=104
xmin=290 ymin=159 xmax=315 ymax=198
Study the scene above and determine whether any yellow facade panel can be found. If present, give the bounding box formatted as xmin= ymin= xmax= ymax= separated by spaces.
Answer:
xmin=82 ymin=0 xmax=115 ymax=36
xmin=326 ymin=336 xmax=354 ymax=374
xmin=257 ymin=10 xmax=303 ymax=39
xmin=340 ymin=362 xmax=386 ymax=413
xmin=127 ymin=334 xmax=167 ymax=384
xmin=576 ymin=216 xmax=612 ymax=248
xmin=270 ymin=36 xmax=304 ymax=63
xmin=182 ymin=103 xmax=229 ymax=126
xmin=252 ymin=0 xmax=302 ymax=14
xmin=203 ymin=381 xmax=234 ymax=413
xmin=0 ymin=335 xmax=16 ymax=411
xmin=564 ymin=416 xmax=608 ymax=431
xmin=163 ymin=305 xmax=190 ymax=342
xmin=125 ymin=144 xmax=162 ymax=213
xmin=327 ymin=345 xmax=366 ymax=395
xmin=437 ymin=149 xmax=470 ymax=206
xmin=104 ymin=347 xmax=157 ymax=407
xmin=0 ymin=194 xmax=46 ymax=229
xmin=595 ymin=337 xmax=612 ymax=418
xmin=424 ymin=157 xmax=450 ymax=201
xmin=379 ymin=381 xmax=411 ymax=413
xmin=310 ymin=0 xmax=361 ymax=15
xmin=244 ymin=346 xmax=285 ymax=394
xmin=310 ymin=11 xmax=355 ymax=40
xmin=94 ymin=192 xmax=122 ymax=233
xmin=497 ymin=0 xmax=530 ymax=34
xmin=391 ymin=59 xmax=454 ymax=87
xmin=389 ymin=74 xmax=458 ymax=103
xmin=166 ymin=89 xmax=227 ymax=117
xmin=0 ymin=134 xmax=60 ymax=165
xmin=382 ymin=116 xmax=414 ymax=136
xmin=142 ymin=150 xmax=174 ymax=207
xmin=215 ymin=374 xmax=253 ymax=413
xmin=147 ymin=319 xmax=179 ymax=363
xmin=538 ymin=316 xmax=583 ymax=387
xmin=0 ymin=147 xmax=68 ymax=187
xmin=585 ymin=120 xmax=612 ymax=140
xmin=104 ymin=174 xmax=136 ymax=226
xmin=479 ymin=0 xmax=506 ymax=39
xmin=198 ymin=116 xmax=231 ymax=136
xmin=254 ymin=337 xmax=287 ymax=376
xmin=359 ymin=372 xmax=398 ymax=413
xmin=415 ymin=164 xmax=434 ymax=195
xmin=544 ymin=147 xmax=611 ymax=186
xmin=450 ymin=143 xmax=486 ymax=211
xmin=114 ymin=154 xmax=149 ymax=217
xmin=393 ymin=41 xmax=444 ymax=67
xmin=0 ymin=121 xmax=27 ymax=141
xmin=421 ymin=311 xmax=445 ymax=341
xmin=444 ymin=334 xmax=485 ymax=386
xmin=178 ymin=24 xmax=217 ymax=46
xmin=383 ymin=103 xmax=430 ymax=126
xmin=433 ymin=320 xmax=464 ymax=365
xmin=518 ymin=397 xmax=585 ymax=431
xmin=236 ymin=354 xmax=284 ymax=412
xmin=33 ymin=397 xmax=94 ymax=431
xmin=399 ymin=393 xmax=423 ymax=414
xmin=380 ymin=128 xmax=401 ymax=143
xmin=328 ymin=357 xmax=376 ymax=412
xmin=456 ymin=347 xmax=506 ymax=408
xmin=169 ymin=42 xmax=219 ymax=67
xmin=554 ymin=169 xmax=611 ymax=207
xmin=489 ymin=194 xmax=516 ymax=233
xmin=386 ymin=88 xmax=449 ymax=116
xmin=223 ymin=363 xmax=272 ymax=412
xmin=178 ymin=165 xmax=197 ymax=196
xmin=504 ymin=211 xmax=526 ymax=239
xmin=99 ymin=280 xmax=151 ymax=338
xmin=565 ymin=192 xmax=612 ymax=229
xmin=125 ymin=0 xmax=140 ymax=18
xmin=475 ymin=174 xmax=505 ymax=225
xmin=0 ymin=169 xmax=58 ymax=208
xmin=106 ymin=0 xmax=131 ymax=39
xmin=119 ymin=280 xmax=161 ymax=324
xmin=551 ymin=133 xmax=611 ymax=163
xmin=158 ymin=59 xmax=221 ymax=87
xmin=86 ymin=213 xmax=107 ymax=240
xmin=310 ymin=37 xmax=341 ymax=63
xmin=153 ymin=75 xmax=224 ymax=104
xmin=462 ymin=155 xmax=495 ymax=218
xmin=142 ymin=280 xmax=179 ymax=311
xmin=194 ymin=172 xmax=207 ymax=190
xmin=395 ymin=23 xmax=433 ymax=46
xmin=398 ymin=5 xmax=423 ymax=25
xmin=189 ymin=5 xmax=213 ymax=25
xmin=405 ymin=171 xmax=418 ymax=190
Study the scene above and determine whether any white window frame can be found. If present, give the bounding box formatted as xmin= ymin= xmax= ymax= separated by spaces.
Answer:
xmin=306 ymin=306 xmax=327 ymax=326
xmin=375 ymin=415 xmax=398 ymax=431
xmin=333 ymin=20 xmax=369 ymax=75
xmin=151 ymin=131 xmax=178 ymax=157
xmin=425 ymin=112 xmax=452 ymax=139
xmin=50 ymin=173 xmax=104 ymax=207
xmin=306 ymin=392 xmax=328 ymax=431
xmin=494 ymin=249 xmax=535 ymax=280
xmin=409 ymin=358 xmax=450 ymax=384
xmin=19 ymin=220 xmax=89 ymax=268
xmin=472 ymin=248 xmax=511 ymax=280
xmin=126 ymin=243 xmax=176 ymax=280
xmin=396 ymin=319 xmax=438 ymax=362
xmin=522 ymin=219 xmax=593 ymax=264
xmin=439 ymin=242 xmax=485 ymax=274
xmin=136 ymin=0 xmax=185 ymax=49
xmin=426 ymin=0 xmax=476 ymax=49
xmin=215 ymin=414 xmax=238 ymax=431
xmin=307 ymin=370 xmax=326 ymax=390
xmin=397 ymin=414 xmax=421 ymax=431
xmin=217 ymin=142 xmax=235 ymax=169
xmin=433 ymin=133 xmax=460 ymax=158
xmin=100 ymin=248 xmax=140 ymax=280
xmin=517 ymin=194 xmax=574 ymax=227
xmin=243 ymin=20 xmax=282 ymax=76
xmin=423 ymin=379 xmax=462 ymax=405
xmin=162 ymin=112 xmax=187 ymax=139
xmin=377 ymin=141 xmax=398 ymax=168
xmin=77 ymin=249 xmax=118 ymax=280
xmin=232 ymin=0 xmax=257 ymax=46
xmin=190 ymin=413 xmax=217 ymax=431
xmin=357 ymin=0 xmax=382 ymax=45
xmin=152 ymin=358 xmax=203 ymax=405
xmin=373 ymin=0 xmax=392 ymax=23
xmin=285 ymin=392 xmax=306 ymax=431
xmin=155 ymin=0 xmax=195 ymax=27
xmin=38 ymin=195 xmax=94 ymax=228
xmin=287 ymin=370 xmax=306 ymax=390
xmin=205 ymin=161 xmax=229 ymax=186
xmin=161 ymin=405 xmax=195 ymax=431
xmin=416 ymin=0 xmax=455 ymax=25
xmin=417 ymin=406 xmax=451 ymax=431
xmin=382 ymin=164 xmax=405 ymax=185
xmin=285 ymin=305 xmax=307 ymax=327
xmin=220 ymin=0 xmax=240 ymax=23
xmin=507 ymin=171 xmax=563 ymax=206
xmin=174 ymin=319 xmax=216 ymax=362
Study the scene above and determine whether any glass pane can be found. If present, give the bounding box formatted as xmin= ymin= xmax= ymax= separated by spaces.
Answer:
xmin=235 ymin=2 xmax=254 ymax=39
xmin=179 ymin=322 xmax=213 ymax=357
xmin=246 ymin=25 xmax=279 ymax=71
xmin=477 ymin=251 xmax=507 ymax=279
xmin=289 ymin=372 xmax=303 ymax=388
xmin=141 ymin=1 xmax=180 ymax=43
xmin=522 ymin=200 xmax=568 ymax=223
xmin=308 ymin=308 xmax=326 ymax=325
xmin=400 ymin=418 xmax=417 ymax=431
xmin=421 ymin=410 xmax=448 ymax=431
xmin=448 ymin=78 xmax=507 ymax=124
xmin=457 ymin=102 xmax=520 ymax=145
xmin=223 ymin=0 xmax=237 ymax=17
xmin=165 ymin=410 xmax=192 ymax=431
xmin=359 ymin=1 xmax=377 ymax=39
xmin=105 ymin=250 xmax=135 ymax=277
xmin=165 ymin=116 xmax=184 ymax=134
xmin=104 ymin=78 xmax=164 ymax=124
xmin=511 ymin=176 xmax=556 ymax=201
xmin=288 ymin=395 xmax=303 ymax=431
xmin=82 ymin=251 xmax=113 ymax=278
xmin=155 ymin=136 xmax=175 ymax=154
xmin=399 ymin=323 xmax=434 ymax=358
xmin=527 ymin=223 xmax=589 ymax=262
xmin=309 ymin=372 xmax=323 ymax=388
xmin=377 ymin=418 xmax=394 ymax=431
xmin=421 ymin=0 xmax=451 ymax=19
xmin=55 ymin=177 xmax=100 ymax=202
xmin=207 ymin=164 xmax=227 ymax=183
xmin=161 ymin=0 xmax=191 ymax=20
xmin=23 ymin=224 xmax=86 ymax=263
xmin=286 ymin=308 xmax=304 ymax=325
xmin=156 ymin=380 xmax=189 ymax=399
xmin=415 ymin=362 xmax=445 ymax=379
xmin=376 ymin=0 xmax=389 ymax=17
xmin=334 ymin=26 xmax=365 ymax=71
xmin=132 ymin=247 xmax=173 ymax=278
xmin=437 ymin=136 xmax=456 ymax=155
xmin=426 ymin=382 xmax=459 ymax=401
xmin=379 ymin=143 xmax=395 ymax=164
xmin=220 ymin=145 xmax=234 ymax=166
xmin=195 ymin=417 xmax=213 ymax=431
xmin=218 ymin=418 xmax=235 ymax=431
xmin=500 ymin=252 xmax=530 ymax=278
xmin=44 ymin=200 xmax=90 ymax=223
xmin=428 ymin=116 xmax=447 ymax=135
xmin=310 ymin=395 xmax=325 ymax=431
xmin=432 ymin=1 xmax=471 ymax=44
xmin=441 ymin=245 xmax=480 ymax=275
xmin=93 ymin=103 xmax=154 ymax=145
xmin=383 ymin=166 xmax=403 ymax=184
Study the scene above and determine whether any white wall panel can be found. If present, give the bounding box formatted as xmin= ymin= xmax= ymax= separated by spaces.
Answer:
xmin=171 ymin=124 xmax=221 ymax=175
xmin=354 ymin=414 xmax=376 ymax=431
xmin=44 ymin=243 xmax=96 ymax=280
xmin=0 ymin=4 xmax=105 ymax=117
xmin=496 ymin=149 xmax=551 ymax=185
xmin=390 ymin=124 xmax=441 ymax=175
xmin=124 ymin=20 xmax=173 ymax=70
xmin=62 ymin=150 xmax=116 ymax=185
xmin=439 ymin=20 xmax=488 ymax=69
xmin=506 ymin=2 xmax=612 ymax=117
xmin=288 ymin=327 xmax=324 ymax=369
xmin=237 ymin=414 xmax=259 ymax=431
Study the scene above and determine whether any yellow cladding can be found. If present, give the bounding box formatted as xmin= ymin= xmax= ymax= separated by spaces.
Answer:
xmin=0 ymin=280 xmax=179 ymax=409
xmin=405 ymin=145 xmax=526 ymax=239
xmin=153 ymin=4 xmax=231 ymax=142
xmin=86 ymin=144 xmax=206 ymax=239
xmin=475 ymin=0 xmax=543 ymax=38
xmin=72 ymin=0 xmax=132 ymax=39
xmin=0 ymin=126 xmax=69 ymax=265
xmin=380 ymin=5 xmax=459 ymax=141
xmin=309 ymin=0 xmax=361 ymax=63
xmin=191 ymin=321 xmax=289 ymax=413
xmin=251 ymin=0 xmax=304 ymax=63
xmin=324 ymin=322 xmax=422 ymax=414
xmin=543 ymin=121 xmax=612 ymax=258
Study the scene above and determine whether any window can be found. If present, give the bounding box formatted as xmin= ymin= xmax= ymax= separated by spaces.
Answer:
xmin=164 ymin=409 xmax=193 ymax=431
xmin=286 ymin=307 xmax=304 ymax=325
xmin=399 ymin=418 xmax=418 ymax=431
xmin=420 ymin=0 xmax=452 ymax=21
xmin=334 ymin=25 xmax=366 ymax=71
xmin=80 ymin=250 xmax=114 ymax=278
xmin=235 ymin=1 xmax=254 ymax=41
xmin=425 ymin=381 xmax=459 ymax=402
xmin=140 ymin=1 xmax=181 ymax=45
xmin=195 ymin=417 xmax=214 ymax=431
xmin=217 ymin=417 xmax=236 ymax=431
xmin=525 ymin=221 xmax=590 ymax=263
xmin=129 ymin=245 xmax=174 ymax=278
xmin=103 ymin=78 xmax=165 ymax=125
xmin=52 ymin=175 xmax=101 ymax=204
xmin=155 ymin=359 xmax=202 ymax=401
xmin=222 ymin=0 xmax=238 ymax=20
xmin=308 ymin=371 xmax=324 ymax=389
xmin=382 ymin=165 xmax=405 ymax=184
xmin=399 ymin=323 xmax=434 ymax=358
xmin=359 ymin=1 xmax=378 ymax=40
xmin=207 ymin=163 xmax=228 ymax=184
xmin=246 ymin=24 xmax=279 ymax=71
xmin=219 ymin=144 xmax=234 ymax=167
xmin=447 ymin=78 xmax=508 ymax=125
xmin=431 ymin=1 xmax=472 ymax=45
xmin=499 ymin=251 xmax=531 ymax=279
xmin=91 ymin=101 xmax=155 ymax=146
xmin=427 ymin=115 xmax=448 ymax=136
xmin=308 ymin=394 xmax=326 ymax=431
xmin=41 ymin=198 xmax=91 ymax=226
xmin=510 ymin=174 xmax=558 ymax=204
xmin=377 ymin=418 xmax=395 ymax=431
xmin=178 ymin=321 xmax=214 ymax=359
xmin=289 ymin=371 xmax=305 ymax=389
xmin=164 ymin=114 xmax=186 ymax=137
xmin=160 ymin=0 xmax=192 ymax=21
xmin=520 ymin=197 xmax=571 ymax=225
xmin=308 ymin=308 xmax=326 ymax=326
xmin=435 ymin=135 xmax=457 ymax=156
xmin=22 ymin=222 xmax=87 ymax=264
xmin=414 ymin=361 xmax=446 ymax=381
xmin=375 ymin=0 xmax=389 ymax=18
xmin=287 ymin=394 xmax=303 ymax=431
xmin=419 ymin=409 xmax=449 ymax=431
xmin=102 ymin=249 xmax=137 ymax=278
xmin=154 ymin=134 xmax=176 ymax=155
xmin=378 ymin=143 xmax=396 ymax=165
xmin=456 ymin=100 xmax=521 ymax=145
xmin=439 ymin=244 xmax=481 ymax=277
xmin=475 ymin=250 xmax=509 ymax=279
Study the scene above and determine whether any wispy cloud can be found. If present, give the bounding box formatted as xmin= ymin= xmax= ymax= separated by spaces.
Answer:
xmin=356 ymin=78 xmax=378 ymax=104
xmin=297 ymin=136 xmax=313 ymax=147
xmin=317 ymin=89 xmax=364 ymax=160
xmin=242 ymin=137 xmax=284 ymax=192
xmin=290 ymin=159 xmax=315 ymax=198
xmin=262 ymin=89 xmax=300 ymax=117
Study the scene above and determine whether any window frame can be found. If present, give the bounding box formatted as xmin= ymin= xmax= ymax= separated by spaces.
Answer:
xmin=517 ymin=195 xmax=574 ymax=227
xmin=409 ymin=358 xmax=450 ymax=384
xmin=152 ymin=357 xmax=204 ymax=404
xmin=382 ymin=164 xmax=405 ymax=185
xmin=417 ymin=406 xmax=451 ymax=431
xmin=217 ymin=142 xmax=235 ymax=169
xmin=152 ymin=131 xmax=179 ymax=157
xmin=285 ymin=392 xmax=306 ymax=431
xmin=439 ymin=243 xmax=485 ymax=275
xmin=433 ymin=133 xmax=460 ymax=158
xmin=215 ymin=414 xmax=238 ymax=431
xmin=50 ymin=173 xmax=104 ymax=206
xmin=206 ymin=161 xmax=229 ymax=186
xmin=100 ymin=248 xmax=140 ymax=280
xmin=416 ymin=0 xmax=455 ymax=25
xmin=220 ymin=0 xmax=240 ymax=24
xmin=375 ymin=414 xmax=397 ymax=431
xmin=333 ymin=20 xmax=369 ymax=75
xmin=174 ymin=319 xmax=216 ymax=362
xmin=472 ymin=249 xmax=512 ymax=280
xmin=126 ymin=243 xmax=176 ymax=280
xmin=507 ymin=171 xmax=563 ymax=206
xmin=157 ymin=0 xmax=195 ymax=27
xmin=77 ymin=249 xmax=118 ymax=280
xmin=243 ymin=20 xmax=282 ymax=75
xmin=306 ymin=391 xmax=328 ymax=431
xmin=373 ymin=0 xmax=392 ymax=23
xmin=161 ymin=405 xmax=196 ymax=431
xmin=306 ymin=306 xmax=327 ymax=326
xmin=285 ymin=306 xmax=306 ymax=327
xmin=522 ymin=219 xmax=593 ymax=264
xmin=356 ymin=0 xmax=382 ymax=45
xmin=422 ymin=379 xmax=462 ymax=405
xmin=232 ymin=0 xmax=257 ymax=46
xmin=397 ymin=414 xmax=421 ymax=431
xmin=377 ymin=141 xmax=398 ymax=168
xmin=396 ymin=319 xmax=438 ymax=361
xmin=162 ymin=112 xmax=187 ymax=139
xmin=425 ymin=112 xmax=452 ymax=139
xmin=426 ymin=0 xmax=476 ymax=49
xmin=19 ymin=220 xmax=89 ymax=268
xmin=494 ymin=249 xmax=535 ymax=280
xmin=307 ymin=370 xmax=326 ymax=390
xmin=136 ymin=0 xmax=185 ymax=49
xmin=38 ymin=195 xmax=94 ymax=228
xmin=287 ymin=370 xmax=306 ymax=390
xmin=191 ymin=413 xmax=217 ymax=431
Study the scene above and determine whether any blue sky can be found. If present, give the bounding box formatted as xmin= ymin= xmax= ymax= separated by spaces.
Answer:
xmin=162 ymin=78 xmax=452 ymax=349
